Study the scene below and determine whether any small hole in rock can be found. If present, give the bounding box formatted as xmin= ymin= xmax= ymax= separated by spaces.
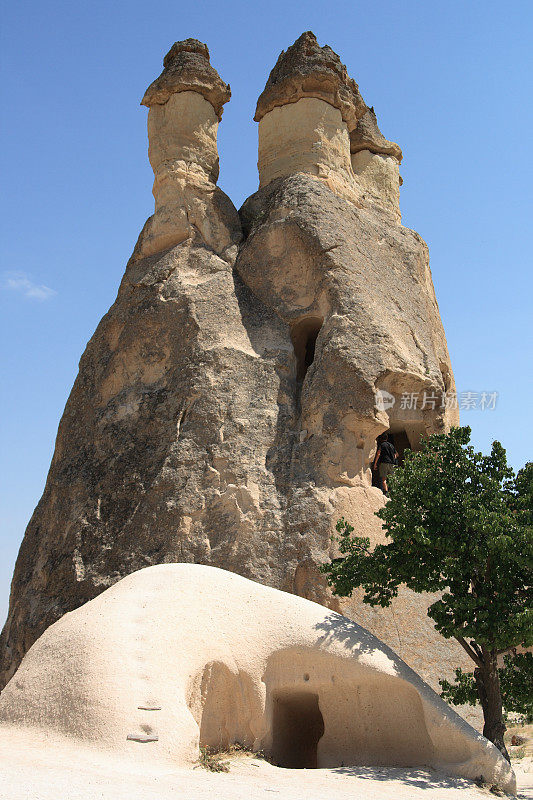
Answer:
xmin=290 ymin=317 xmax=324 ymax=382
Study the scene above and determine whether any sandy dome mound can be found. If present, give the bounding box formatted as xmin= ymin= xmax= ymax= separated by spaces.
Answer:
xmin=0 ymin=563 xmax=515 ymax=793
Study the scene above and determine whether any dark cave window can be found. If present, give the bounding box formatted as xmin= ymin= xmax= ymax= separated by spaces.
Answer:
xmin=290 ymin=317 xmax=324 ymax=382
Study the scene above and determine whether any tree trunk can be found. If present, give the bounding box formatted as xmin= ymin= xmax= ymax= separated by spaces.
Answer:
xmin=474 ymin=649 xmax=510 ymax=762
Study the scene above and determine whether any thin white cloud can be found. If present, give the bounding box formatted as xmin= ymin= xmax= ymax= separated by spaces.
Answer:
xmin=2 ymin=271 xmax=57 ymax=301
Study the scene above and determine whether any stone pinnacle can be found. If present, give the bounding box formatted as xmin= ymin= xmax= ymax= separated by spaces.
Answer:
xmin=141 ymin=38 xmax=231 ymax=120
xmin=350 ymin=107 xmax=402 ymax=162
xmin=254 ymin=31 xmax=367 ymax=132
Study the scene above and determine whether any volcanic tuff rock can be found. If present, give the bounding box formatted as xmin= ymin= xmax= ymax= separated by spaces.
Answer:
xmin=1 ymin=33 xmax=466 ymax=711
xmin=141 ymin=38 xmax=231 ymax=118
xmin=0 ymin=564 xmax=514 ymax=792
xmin=255 ymin=31 xmax=367 ymax=132
xmin=350 ymin=107 xmax=403 ymax=160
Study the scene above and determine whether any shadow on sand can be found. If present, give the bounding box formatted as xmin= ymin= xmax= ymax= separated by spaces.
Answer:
xmin=330 ymin=765 xmax=480 ymax=792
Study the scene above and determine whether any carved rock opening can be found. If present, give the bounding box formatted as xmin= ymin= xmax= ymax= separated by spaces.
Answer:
xmin=389 ymin=424 xmax=424 ymax=463
xmin=290 ymin=316 xmax=323 ymax=381
xmin=376 ymin=426 xmax=423 ymax=465
xmin=263 ymin=648 xmax=440 ymax=771
xmin=372 ymin=427 xmax=423 ymax=487
xmin=271 ymin=690 xmax=324 ymax=768
xmin=388 ymin=430 xmax=410 ymax=465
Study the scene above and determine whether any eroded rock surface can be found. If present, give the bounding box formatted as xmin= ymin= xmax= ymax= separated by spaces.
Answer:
xmin=350 ymin=107 xmax=403 ymax=161
xmin=0 ymin=564 xmax=515 ymax=793
xmin=142 ymin=38 xmax=231 ymax=118
xmin=255 ymin=31 xmax=367 ymax=133
xmin=1 ymin=34 xmax=466 ymax=709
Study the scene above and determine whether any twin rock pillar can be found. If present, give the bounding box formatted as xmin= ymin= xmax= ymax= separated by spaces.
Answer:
xmin=1 ymin=34 xmax=469 ymax=719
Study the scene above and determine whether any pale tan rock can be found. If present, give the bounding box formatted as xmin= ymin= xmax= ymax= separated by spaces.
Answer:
xmin=0 ymin=564 xmax=515 ymax=793
xmin=351 ymin=149 xmax=401 ymax=219
xmin=255 ymin=31 xmax=367 ymax=134
xmin=350 ymin=107 xmax=402 ymax=161
xmin=137 ymin=91 xmax=239 ymax=261
xmin=141 ymin=38 xmax=231 ymax=119
xmin=0 ymin=33 xmax=465 ymax=725
xmin=136 ymin=42 xmax=239 ymax=262
xmin=258 ymin=98 xmax=360 ymax=205
xmin=255 ymin=32 xmax=402 ymax=219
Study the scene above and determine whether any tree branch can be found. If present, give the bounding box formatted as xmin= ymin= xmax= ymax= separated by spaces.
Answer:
xmin=471 ymin=640 xmax=484 ymax=659
xmin=455 ymin=636 xmax=483 ymax=668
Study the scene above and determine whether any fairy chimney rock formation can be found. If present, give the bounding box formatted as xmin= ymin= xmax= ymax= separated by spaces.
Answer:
xmin=1 ymin=34 xmax=466 ymax=719
xmin=255 ymin=31 xmax=363 ymax=201
xmin=255 ymin=32 xmax=402 ymax=218
xmin=136 ymin=39 xmax=239 ymax=261
xmin=350 ymin=106 xmax=403 ymax=219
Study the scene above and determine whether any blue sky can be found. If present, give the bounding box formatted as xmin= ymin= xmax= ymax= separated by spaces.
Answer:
xmin=1 ymin=0 xmax=532 ymax=626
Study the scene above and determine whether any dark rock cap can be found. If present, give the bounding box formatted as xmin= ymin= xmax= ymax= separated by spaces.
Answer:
xmin=350 ymin=107 xmax=402 ymax=162
xmin=254 ymin=31 xmax=367 ymax=131
xmin=141 ymin=39 xmax=231 ymax=120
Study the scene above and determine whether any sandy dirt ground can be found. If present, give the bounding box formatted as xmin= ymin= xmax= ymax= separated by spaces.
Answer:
xmin=0 ymin=729 xmax=531 ymax=800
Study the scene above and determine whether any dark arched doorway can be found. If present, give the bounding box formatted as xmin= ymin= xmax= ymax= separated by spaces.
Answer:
xmin=271 ymin=691 xmax=324 ymax=768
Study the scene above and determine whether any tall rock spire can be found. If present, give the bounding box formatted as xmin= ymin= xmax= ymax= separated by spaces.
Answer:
xmin=1 ymin=35 xmax=471 ymax=725
xmin=254 ymin=31 xmax=403 ymax=219
xmin=134 ymin=39 xmax=239 ymax=261
xmin=0 ymin=39 xmax=248 ymax=688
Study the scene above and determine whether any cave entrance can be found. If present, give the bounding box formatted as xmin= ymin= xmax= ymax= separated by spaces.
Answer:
xmin=271 ymin=691 xmax=324 ymax=768
xmin=389 ymin=429 xmax=411 ymax=465
xmin=290 ymin=317 xmax=323 ymax=382
xmin=372 ymin=427 xmax=423 ymax=489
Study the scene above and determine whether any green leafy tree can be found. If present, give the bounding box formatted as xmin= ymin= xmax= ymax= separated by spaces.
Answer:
xmin=321 ymin=428 xmax=532 ymax=761
xmin=440 ymin=652 xmax=533 ymax=723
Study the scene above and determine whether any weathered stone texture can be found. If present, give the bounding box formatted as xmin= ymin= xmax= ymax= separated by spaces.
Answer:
xmin=350 ymin=107 xmax=403 ymax=160
xmin=0 ymin=564 xmax=514 ymax=791
xmin=1 ymin=33 xmax=470 ymax=718
xmin=142 ymin=39 xmax=231 ymax=118
xmin=255 ymin=31 xmax=367 ymax=132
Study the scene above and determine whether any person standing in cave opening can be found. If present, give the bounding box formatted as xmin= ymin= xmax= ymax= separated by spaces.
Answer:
xmin=372 ymin=433 xmax=398 ymax=495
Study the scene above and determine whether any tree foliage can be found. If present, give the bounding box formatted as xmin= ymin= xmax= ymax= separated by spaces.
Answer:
xmin=440 ymin=652 xmax=533 ymax=723
xmin=321 ymin=427 xmax=533 ymax=757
